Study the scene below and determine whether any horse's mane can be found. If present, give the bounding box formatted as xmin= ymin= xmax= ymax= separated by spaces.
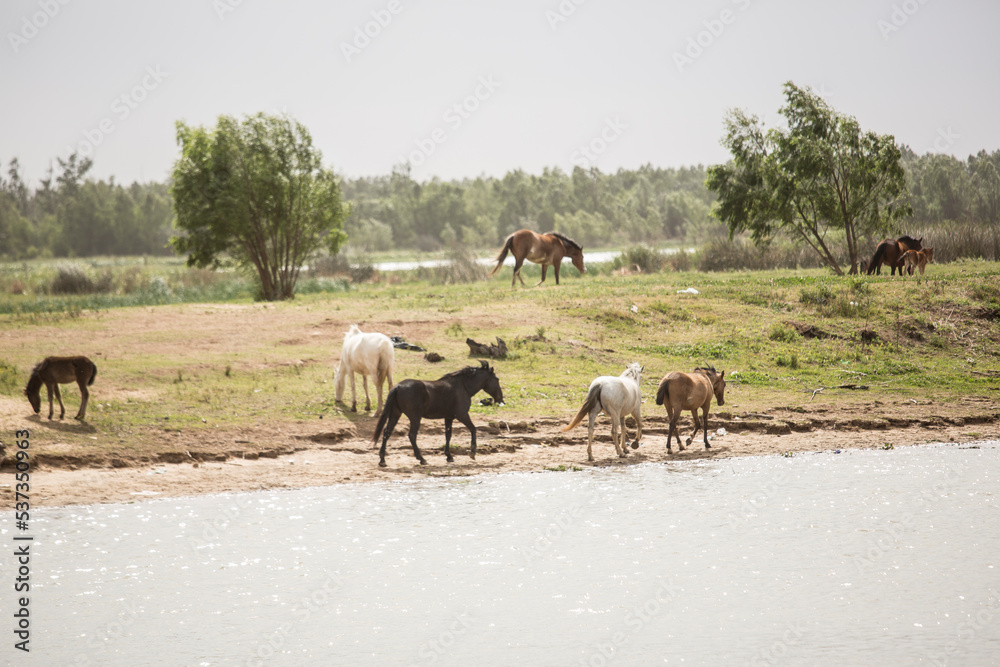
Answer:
xmin=24 ymin=361 xmax=46 ymax=395
xmin=898 ymin=235 xmax=921 ymax=248
xmin=343 ymin=324 xmax=362 ymax=340
xmin=439 ymin=362 xmax=492 ymax=381
xmin=695 ymin=366 xmax=718 ymax=374
xmin=546 ymin=231 xmax=582 ymax=252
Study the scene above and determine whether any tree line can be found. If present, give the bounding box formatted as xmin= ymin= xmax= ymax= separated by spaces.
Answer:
xmin=0 ymin=137 xmax=997 ymax=263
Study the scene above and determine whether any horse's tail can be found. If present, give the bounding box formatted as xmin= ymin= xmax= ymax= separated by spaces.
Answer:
xmin=866 ymin=242 xmax=887 ymax=275
xmin=334 ymin=357 xmax=347 ymax=402
xmin=371 ymin=386 xmax=398 ymax=444
xmin=489 ymin=234 xmax=515 ymax=277
xmin=88 ymin=362 xmax=97 ymax=386
xmin=563 ymin=384 xmax=602 ymax=432
xmin=376 ymin=344 xmax=393 ymax=389
xmin=655 ymin=377 xmax=669 ymax=406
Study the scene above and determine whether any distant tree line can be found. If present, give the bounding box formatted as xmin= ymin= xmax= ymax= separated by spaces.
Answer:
xmin=0 ymin=147 xmax=997 ymax=262
xmin=0 ymin=155 xmax=173 ymax=260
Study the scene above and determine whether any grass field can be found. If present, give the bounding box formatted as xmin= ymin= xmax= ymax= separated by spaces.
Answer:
xmin=1 ymin=258 xmax=999 ymax=472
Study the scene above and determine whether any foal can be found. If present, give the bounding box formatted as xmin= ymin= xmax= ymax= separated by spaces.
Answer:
xmin=24 ymin=356 xmax=98 ymax=420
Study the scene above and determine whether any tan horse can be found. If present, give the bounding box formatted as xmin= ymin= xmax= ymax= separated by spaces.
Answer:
xmin=24 ymin=356 xmax=97 ymax=420
xmin=901 ymin=247 xmax=934 ymax=275
xmin=562 ymin=363 xmax=643 ymax=462
xmin=489 ymin=229 xmax=585 ymax=287
xmin=655 ymin=367 xmax=726 ymax=453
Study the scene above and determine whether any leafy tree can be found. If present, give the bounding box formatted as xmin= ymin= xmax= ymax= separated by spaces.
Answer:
xmin=171 ymin=113 xmax=348 ymax=300
xmin=707 ymin=82 xmax=911 ymax=274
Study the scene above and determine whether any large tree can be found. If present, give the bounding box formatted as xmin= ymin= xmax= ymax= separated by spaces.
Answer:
xmin=706 ymin=82 xmax=911 ymax=274
xmin=171 ymin=113 xmax=348 ymax=300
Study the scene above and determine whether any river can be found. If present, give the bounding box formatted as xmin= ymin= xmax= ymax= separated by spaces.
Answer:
xmin=8 ymin=442 xmax=999 ymax=666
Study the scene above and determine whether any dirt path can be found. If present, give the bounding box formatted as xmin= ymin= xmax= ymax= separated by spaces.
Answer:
xmin=7 ymin=401 xmax=999 ymax=507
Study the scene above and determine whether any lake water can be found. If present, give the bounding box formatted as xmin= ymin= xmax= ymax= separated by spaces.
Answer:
xmin=9 ymin=442 xmax=999 ymax=666
xmin=371 ymin=249 xmax=625 ymax=272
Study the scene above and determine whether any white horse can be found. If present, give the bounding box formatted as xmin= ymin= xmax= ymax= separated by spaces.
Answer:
xmin=334 ymin=324 xmax=395 ymax=416
xmin=562 ymin=362 xmax=644 ymax=462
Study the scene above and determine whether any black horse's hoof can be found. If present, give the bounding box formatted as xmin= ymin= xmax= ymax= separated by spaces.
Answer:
xmin=418 ymin=459 xmax=427 ymax=465
xmin=350 ymin=406 xmax=357 ymax=413
xmin=446 ymin=456 xmax=454 ymax=463
xmin=705 ymin=443 xmax=712 ymax=449
xmin=378 ymin=460 xmax=387 ymax=468
xmin=469 ymin=454 xmax=476 ymax=461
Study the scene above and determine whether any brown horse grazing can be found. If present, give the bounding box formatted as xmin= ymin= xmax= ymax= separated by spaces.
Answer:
xmin=489 ymin=229 xmax=585 ymax=287
xmin=866 ymin=236 xmax=923 ymax=276
xmin=901 ymin=247 xmax=934 ymax=276
xmin=655 ymin=367 xmax=726 ymax=454
xmin=24 ymin=356 xmax=97 ymax=420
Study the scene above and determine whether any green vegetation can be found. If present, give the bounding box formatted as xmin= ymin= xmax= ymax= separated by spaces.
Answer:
xmin=171 ymin=113 xmax=349 ymax=301
xmin=708 ymin=82 xmax=910 ymax=275
xmin=1 ymin=260 xmax=997 ymax=460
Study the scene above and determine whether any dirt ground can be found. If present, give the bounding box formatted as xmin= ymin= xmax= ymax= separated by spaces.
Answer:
xmin=6 ymin=398 xmax=999 ymax=507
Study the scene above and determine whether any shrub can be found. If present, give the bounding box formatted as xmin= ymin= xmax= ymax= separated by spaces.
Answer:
xmin=612 ymin=246 xmax=668 ymax=273
xmin=50 ymin=267 xmax=95 ymax=294
xmin=769 ymin=323 xmax=798 ymax=343
xmin=0 ymin=359 xmax=19 ymax=395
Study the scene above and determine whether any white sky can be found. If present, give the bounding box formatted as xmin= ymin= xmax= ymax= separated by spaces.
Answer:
xmin=2 ymin=0 xmax=998 ymax=185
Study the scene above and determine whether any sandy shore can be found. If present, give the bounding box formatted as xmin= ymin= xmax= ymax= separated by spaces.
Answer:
xmin=11 ymin=406 xmax=1000 ymax=507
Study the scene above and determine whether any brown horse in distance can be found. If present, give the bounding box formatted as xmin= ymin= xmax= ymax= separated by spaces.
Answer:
xmin=866 ymin=236 xmax=923 ymax=276
xmin=655 ymin=367 xmax=726 ymax=454
xmin=489 ymin=229 xmax=585 ymax=287
xmin=24 ymin=356 xmax=97 ymax=420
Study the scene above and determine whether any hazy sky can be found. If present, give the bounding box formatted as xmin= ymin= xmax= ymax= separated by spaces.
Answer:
xmin=2 ymin=0 xmax=998 ymax=185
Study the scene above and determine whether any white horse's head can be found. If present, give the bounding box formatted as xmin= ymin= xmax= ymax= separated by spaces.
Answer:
xmin=622 ymin=362 xmax=643 ymax=384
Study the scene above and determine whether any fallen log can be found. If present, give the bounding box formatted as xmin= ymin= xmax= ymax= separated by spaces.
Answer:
xmin=466 ymin=337 xmax=508 ymax=358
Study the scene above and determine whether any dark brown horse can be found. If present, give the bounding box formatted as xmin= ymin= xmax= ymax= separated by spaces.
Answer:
xmin=867 ymin=236 xmax=923 ymax=276
xmin=655 ymin=367 xmax=726 ymax=453
xmin=24 ymin=356 xmax=97 ymax=420
xmin=489 ymin=229 xmax=585 ymax=287
xmin=373 ymin=361 xmax=504 ymax=467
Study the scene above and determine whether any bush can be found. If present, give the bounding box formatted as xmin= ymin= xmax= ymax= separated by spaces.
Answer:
xmin=769 ymin=323 xmax=798 ymax=343
xmin=0 ymin=359 xmax=19 ymax=395
xmin=612 ymin=246 xmax=668 ymax=273
xmin=697 ymin=237 xmax=838 ymax=272
xmin=429 ymin=244 xmax=488 ymax=284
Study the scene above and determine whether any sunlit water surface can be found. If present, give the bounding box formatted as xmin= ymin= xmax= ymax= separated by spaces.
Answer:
xmin=9 ymin=442 xmax=1000 ymax=666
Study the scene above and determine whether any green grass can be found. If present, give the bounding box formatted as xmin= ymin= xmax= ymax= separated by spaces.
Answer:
xmin=2 ymin=259 xmax=999 ymax=458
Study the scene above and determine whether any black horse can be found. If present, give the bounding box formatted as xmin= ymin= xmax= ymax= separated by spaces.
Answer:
xmin=373 ymin=360 xmax=504 ymax=467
